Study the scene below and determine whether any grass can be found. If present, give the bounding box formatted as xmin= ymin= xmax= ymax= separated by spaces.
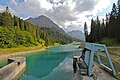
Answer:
xmin=108 ymin=47 xmax=120 ymax=57
xmin=94 ymin=46 xmax=120 ymax=79
xmin=54 ymin=43 xmax=61 ymax=46
xmin=95 ymin=53 xmax=120 ymax=79
xmin=0 ymin=42 xmax=61 ymax=55
xmin=107 ymin=47 xmax=120 ymax=79
xmin=0 ymin=45 xmax=46 ymax=55
xmin=116 ymin=74 xmax=120 ymax=79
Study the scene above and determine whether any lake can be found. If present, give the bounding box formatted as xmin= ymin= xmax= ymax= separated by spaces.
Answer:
xmin=19 ymin=45 xmax=80 ymax=80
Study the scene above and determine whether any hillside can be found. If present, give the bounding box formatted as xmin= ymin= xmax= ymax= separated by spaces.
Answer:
xmin=26 ymin=15 xmax=65 ymax=33
xmin=0 ymin=12 xmax=74 ymax=48
xmin=26 ymin=15 xmax=79 ymax=44
xmin=40 ymin=27 xmax=74 ymax=44
xmin=68 ymin=30 xmax=85 ymax=41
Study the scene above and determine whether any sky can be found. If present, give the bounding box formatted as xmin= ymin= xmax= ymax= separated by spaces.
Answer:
xmin=0 ymin=0 xmax=118 ymax=32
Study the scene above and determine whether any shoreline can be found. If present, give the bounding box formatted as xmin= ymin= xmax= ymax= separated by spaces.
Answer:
xmin=0 ymin=46 xmax=49 ymax=60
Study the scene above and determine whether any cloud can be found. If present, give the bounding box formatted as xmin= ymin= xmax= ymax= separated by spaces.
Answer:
xmin=0 ymin=5 xmax=5 ymax=13
xmin=92 ymin=0 xmax=111 ymax=16
xmin=74 ymin=0 xmax=99 ymax=13
xmin=0 ymin=5 xmax=16 ymax=15
xmin=45 ymin=1 xmax=78 ymax=26
xmin=10 ymin=0 xmax=18 ymax=5
xmin=63 ymin=24 xmax=83 ymax=32
xmin=6 ymin=0 xmax=113 ymax=32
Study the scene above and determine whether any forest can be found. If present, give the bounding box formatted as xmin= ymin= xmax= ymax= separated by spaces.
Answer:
xmin=84 ymin=1 xmax=120 ymax=46
xmin=0 ymin=7 xmax=74 ymax=48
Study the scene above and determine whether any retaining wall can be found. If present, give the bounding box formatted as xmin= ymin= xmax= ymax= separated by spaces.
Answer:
xmin=0 ymin=57 xmax=26 ymax=80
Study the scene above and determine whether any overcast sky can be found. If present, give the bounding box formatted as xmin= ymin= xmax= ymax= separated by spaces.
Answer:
xmin=0 ymin=0 xmax=118 ymax=32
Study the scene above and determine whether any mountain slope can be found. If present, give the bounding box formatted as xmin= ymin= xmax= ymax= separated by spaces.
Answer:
xmin=25 ymin=15 xmax=80 ymax=44
xmin=26 ymin=15 xmax=65 ymax=33
xmin=68 ymin=30 xmax=85 ymax=41
xmin=40 ymin=27 xmax=75 ymax=44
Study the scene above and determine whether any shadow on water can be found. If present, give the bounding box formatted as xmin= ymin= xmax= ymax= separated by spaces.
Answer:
xmin=19 ymin=45 xmax=80 ymax=80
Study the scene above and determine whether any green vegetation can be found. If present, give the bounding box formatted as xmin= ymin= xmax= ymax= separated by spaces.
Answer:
xmin=94 ymin=50 xmax=120 ymax=79
xmin=108 ymin=47 xmax=120 ymax=57
xmin=116 ymin=74 xmax=120 ymax=79
xmin=84 ymin=0 xmax=120 ymax=78
xmin=0 ymin=26 xmax=39 ymax=48
xmin=99 ymin=37 xmax=117 ymax=46
xmin=84 ymin=0 xmax=120 ymax=46
xmin=0 ymin=45 xmax=44 ymax=55
xmin=41 ymin=27 xmax=73 ymax=45
xmin=54 ymin=43 xmax=61 ymax=46
xmin=0 ymin=7 xmax=74 ymax=49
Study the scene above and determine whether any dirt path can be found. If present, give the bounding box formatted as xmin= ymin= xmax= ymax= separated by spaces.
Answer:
xmin=73 ymin=63 xmax=117 ymax=80
xmin=93 ymin=63 xmax=117 ymax=80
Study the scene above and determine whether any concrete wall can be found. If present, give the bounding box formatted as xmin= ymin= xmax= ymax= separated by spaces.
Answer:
xmin=0 ymin=57 xmax=26 ymax=80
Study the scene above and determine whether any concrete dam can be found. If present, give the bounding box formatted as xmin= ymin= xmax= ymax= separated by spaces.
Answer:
xmin=0 ymin=57 xmax=26 ymax=80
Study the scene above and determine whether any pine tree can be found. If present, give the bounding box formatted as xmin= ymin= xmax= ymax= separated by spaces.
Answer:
xmin=0 ymin=12 xmax=13 ymax=27
xmin=89 ymin=18 xmax=95 ymax=42
xmin=117 ymin=0 xmax=120 ymax=42
xmin=19 ymin=19 xmax=24 ymax=30
xmin=14 ymin=15 xmax=20 ymax=27
xmin=96 ymin=16 xmax=100 ymax=41
xmin=99 ymin=19 xmax=105 ymax=39
xmin=111 ymin=3 xmax=117 ymax=16
xmin=105 ymin=13 xmax=109 ymax=37
xmin=109 ymin=3 xmax=118 ymax=38
xmin=0 ymin=6 xmax=14 ymax=27
xmin=84 ymin=22 xmax=88 ymax=41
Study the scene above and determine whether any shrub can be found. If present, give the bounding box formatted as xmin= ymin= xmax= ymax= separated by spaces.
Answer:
xmin=100 ymin=37 xmax=117 ymax=46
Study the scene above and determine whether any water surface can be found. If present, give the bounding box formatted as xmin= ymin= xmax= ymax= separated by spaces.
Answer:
xmin=20 ymin=45 xmax=80 ymax=80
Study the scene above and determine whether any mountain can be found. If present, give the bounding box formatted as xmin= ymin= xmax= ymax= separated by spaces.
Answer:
xmin=26 ymin=15 xmax=65 ymax=33
xmin=26 ymin=15 xmax=79 ymax=44
xmin=0 ymin=9 xmax=79 ymax=48
xmin=68 ymin=30 xmax=85 ymax=41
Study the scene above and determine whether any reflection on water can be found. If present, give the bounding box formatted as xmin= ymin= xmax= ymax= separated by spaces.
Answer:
xmin=20 ymin=45 xmax=80 ymax=80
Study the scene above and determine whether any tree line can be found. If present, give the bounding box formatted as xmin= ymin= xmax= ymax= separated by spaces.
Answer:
xmin=84 ymin=0 xmax=120 ymax=46
xmin=0 ymin=7 xmax=73 ymax=48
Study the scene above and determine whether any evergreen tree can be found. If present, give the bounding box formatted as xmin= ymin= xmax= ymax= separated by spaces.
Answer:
xmin=96 ymin=16 xmax=101 ymax=41
xmin=84 ymin=22 xmax=88 ymax=41
xmin=117 ymin=0 xmax=120 ymax=42
xmin=87 ymin=0 xmax=120 ymax=44
xmin=109 ymin=3 xmax=118 ymax=39
xmin=0 ymin=6 xmax=13 ymax=27
xmin=111 ymin=3 xmax=117 ymax=16
xmin=0 ymin=6 xmax=74 ymax=48
xmin=14 ymin=15 xmax=20 ymax=27
xmin=89 ymin=18 xmax=96 ymax=42
xmin=105 ymin=13 xmax=109 ymax=37
xmin=19 ymin=19 xmax=25 ymax=30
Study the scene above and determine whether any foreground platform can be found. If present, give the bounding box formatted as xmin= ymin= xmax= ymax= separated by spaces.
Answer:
xmin=0 ymin=57 xmax=26 ymax=80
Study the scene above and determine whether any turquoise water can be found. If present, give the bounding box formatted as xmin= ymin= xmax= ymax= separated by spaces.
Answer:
xmin=20 ymin=45 xmax=80 ymax=80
